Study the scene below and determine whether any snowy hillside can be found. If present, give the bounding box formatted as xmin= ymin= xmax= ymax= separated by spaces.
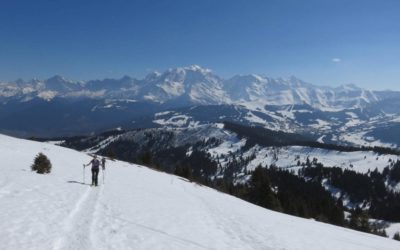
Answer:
xmin=212 ymin=144 xmax=399 ymax=175
xmin=151 ymin=108 xmax=400 ymax=147
xmin=0 ymin=134 xmax=399 ymax=249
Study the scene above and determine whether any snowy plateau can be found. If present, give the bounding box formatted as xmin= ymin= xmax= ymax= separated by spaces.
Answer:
xmin=0 ymin=134 xmax=400 ymax=250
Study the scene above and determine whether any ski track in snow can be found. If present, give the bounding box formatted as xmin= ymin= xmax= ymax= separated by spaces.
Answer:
xmin=189 ymin=186 xmax=270 ymax=249
xmin=53 ymin=186 xmax=102 ymax=250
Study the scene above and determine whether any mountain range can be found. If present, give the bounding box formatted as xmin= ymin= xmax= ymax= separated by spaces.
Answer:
xmin=1 ymin=65 xmax=400 ymax=146
xmin=1 ymin=65 xmax=393 ymax=109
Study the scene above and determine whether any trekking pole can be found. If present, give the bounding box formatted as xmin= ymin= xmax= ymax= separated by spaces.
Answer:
xmin=83 ymin=164 xmax=85 ymax=184
xmin=103 ymin=169 xmax=105 ymax=184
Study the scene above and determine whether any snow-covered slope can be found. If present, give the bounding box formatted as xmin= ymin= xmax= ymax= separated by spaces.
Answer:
xmin=0 ymin=134 xmax=399 ymax=250
xmin=210 ymin=144 xmax=399 ymax=175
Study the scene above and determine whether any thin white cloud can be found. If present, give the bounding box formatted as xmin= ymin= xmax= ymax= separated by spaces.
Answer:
xmin=332 ymin=58 xmax=341 ymax=63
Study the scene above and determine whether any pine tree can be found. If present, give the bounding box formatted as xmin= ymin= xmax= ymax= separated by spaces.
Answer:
xmin=249 ymin=166 xmax=281 ymax=211
xmin=349 ymin=209 xmax=371 ymax=233
xmin=107 ymin=149 xmax=116 ymax=160
xmin=141 ymin=151 xmax=152 ymax=166
xmin=31 ymin=153 xmax=52 ymax=174
xmin=174 ymin=165 xmax=192 ymax=179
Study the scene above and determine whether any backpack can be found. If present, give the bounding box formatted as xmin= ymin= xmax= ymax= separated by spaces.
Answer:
xmin=92 ymin=159 xmax=100 ymax=169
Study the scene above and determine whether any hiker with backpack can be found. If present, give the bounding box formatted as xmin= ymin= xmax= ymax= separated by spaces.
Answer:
xmin=84 ymin=155 xmax=100 ymax=186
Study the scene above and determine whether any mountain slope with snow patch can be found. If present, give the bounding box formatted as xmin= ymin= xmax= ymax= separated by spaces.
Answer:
xmin=0 ymin=134 xmax=399 ymax=249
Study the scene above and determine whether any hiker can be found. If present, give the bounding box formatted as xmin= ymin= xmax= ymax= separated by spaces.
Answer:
xmin=101 ymin=157 xmax=106 ymax=170
xmin=85 ymin=155 xmax=100 ymax=186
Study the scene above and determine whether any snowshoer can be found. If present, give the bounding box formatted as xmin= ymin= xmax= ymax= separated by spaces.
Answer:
xmin=85 ymin=155 xmax=100 ymax=186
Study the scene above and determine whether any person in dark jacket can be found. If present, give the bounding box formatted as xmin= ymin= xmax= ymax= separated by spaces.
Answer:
xmin=85 ymin=155 xmax=100 ymax=186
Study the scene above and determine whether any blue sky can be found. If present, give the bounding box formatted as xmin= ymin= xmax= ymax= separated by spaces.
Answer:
xmin=0 ymin=0 xmax=399 ymax=90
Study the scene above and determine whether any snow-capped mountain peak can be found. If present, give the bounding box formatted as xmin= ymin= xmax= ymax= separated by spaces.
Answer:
xmin=44 ymin=75 xmax=81 ymax=92
xmin=144 ymin=71 xmax=162 ymax=81
xmin=336 ymin=83 xmax=362 ymax=91
xmin=177 ymin=64 xmax=213 ymax=74
xmin=138 ymin=65 xmax=227 ymax=104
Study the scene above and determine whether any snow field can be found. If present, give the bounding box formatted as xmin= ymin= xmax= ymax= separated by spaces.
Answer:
xmin=0 ymin=134 xmax=399 ymax=249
